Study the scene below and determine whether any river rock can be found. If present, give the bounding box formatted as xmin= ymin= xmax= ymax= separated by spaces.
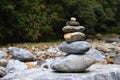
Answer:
xmin=62 ymin=26 xmax=85 ymax=32
xmin=9 ymin=47 xmax=35 ymax=61
xmin=114 ymin=54 xmax=120 ymax=64
xmin=6 ymin=60 xmax=28 ymax=74
xmin=0 ymin=66 xmax=6 ymax=77
xmin=86 ymin=49 xmax=105 ymax=62
xmin=2 ymin=64 xmax=120 ymax=80
xmin=58 ymin=41 xmax=91 ymax=53
xmin=66 ymin=17 xmax=80 ymax=26
xmin=64 ymin=32 xmax=86 ymax=42
xmin=96 ymin=46 xmax=111 ymax=53
xmin=0 ymin=59 xmax=8 ymax=67
xmin=66 ymin=21 xmax=80 ymax=26
xmin=1 ymin=68 xmax=42 ymax=80
xmin=105 ymin=51 xmax=118 ymax=58
xmin=0 ymin=51 xmax=4 ymax=59
xmin=105 ymin=38 xmax=120 ymax=43
xmin=50 ymin=54 xmax=95 ymax=72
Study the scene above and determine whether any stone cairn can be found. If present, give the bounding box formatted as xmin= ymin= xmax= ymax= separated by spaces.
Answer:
xmin=50 ymin=17 xmax=96 ymax=72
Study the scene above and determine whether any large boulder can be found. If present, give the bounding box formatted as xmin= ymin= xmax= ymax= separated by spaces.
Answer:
xmin=64 ymin=32 xmax=86 ymax=42
xmin=2 ymin=64 xmax=120 ymax=80
xmin=50 ymin=54 xmax=96 ymax=72
xmin=9 ymin=47 xmax=35 ymax=61
xmin=6 ymin=60 xmax=28 ymax=74
xmin=58 ymin=41 xmax=91 ymax=53
xmin=62 ymin=26 xmax=85 ymax=32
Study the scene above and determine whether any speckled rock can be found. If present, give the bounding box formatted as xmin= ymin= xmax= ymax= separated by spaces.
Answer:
xmin=64 ymin=32 xmax=86 ymax=42
xmin=58 ymin=41 xmax=91 ymax=53
xmin=50 ymin=54 xmax=95 ymax=72
xmin=62 ymin=26 xmax=85 ymax=32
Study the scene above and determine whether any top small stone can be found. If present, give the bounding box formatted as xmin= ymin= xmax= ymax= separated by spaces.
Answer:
xmin=66 ymin=17 xmax=80 ymax=26
xmin=70 ymin=17 xmax=76 ymax=21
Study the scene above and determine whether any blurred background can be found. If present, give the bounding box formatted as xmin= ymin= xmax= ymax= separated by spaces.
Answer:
xmin=0 ymin=0 xmax=120 ymax=44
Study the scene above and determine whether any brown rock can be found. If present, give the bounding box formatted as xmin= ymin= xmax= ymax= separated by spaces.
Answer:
xmin=64 ymin=32 xmax=86 ymax=42
xmin=25 ymin=62 xmax=35 ymax=69
xmin=106 ymin=57 xmax=114 ymax=64
xmin=95 ymin=61 xmax=107 ymax=64
xmin=96 ymin=46 xmax=111 ymax=53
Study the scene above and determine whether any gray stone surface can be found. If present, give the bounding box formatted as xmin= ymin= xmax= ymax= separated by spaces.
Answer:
xmin=62 ymin=26 xmax=85 ymax=32
xmin=6 ymin=60 xmax=28 ymax=74
xmin=0 ymin=66 xmax=6 ymax=77
xmin=64 ymin=32 xmax=86 ymax=42
xmin=66 ymin=20 xmax=80 ymax=26
xmin=9 ymin=47 xmax=35 ymax=61
xmin=58 ymin=41 xmax=91 ymax=53
xmin=0 ymin=51 xmax=4 ymax=59
xmin=114 ymin=54 xmax=120 ymax=64
xmin=50 ymin=54 xmax=96 ymax=72
xmin=86 ymin=49 xmax=105 ymax=62
xmin=105 ymin=51 xmax=117 ymax=57
xmin=0 ymin=59 xmax=8 ymax=67
xmin=105 ymin=38 xmax=120 ymax=43
xmin=2 ymin=64 xmax=120 ymax=80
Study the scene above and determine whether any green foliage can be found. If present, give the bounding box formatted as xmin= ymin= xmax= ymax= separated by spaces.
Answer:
xmin=0 ymin=0 xmax=120 ymax=44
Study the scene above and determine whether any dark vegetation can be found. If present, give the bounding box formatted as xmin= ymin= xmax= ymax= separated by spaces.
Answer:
xmin=0 ymin=0 xmax=120 ymax=44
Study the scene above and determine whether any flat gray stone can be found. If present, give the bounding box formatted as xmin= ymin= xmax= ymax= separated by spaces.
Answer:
xmin=64 ymin=32 xmax=86 ymax=42
xmin=50 ymin=54 xmax=96 ymax=72
xmin=66 ymin=20 xmax=80 ymax=26
xmin=58 ymin=41 xmax=91 ymax=53
xmin=2 ymin=64 xmax=120 ymax=80
xmin=62 ymin=26 xmax=85 ymax=32
xmin=9 ymin=47 xmax=35 ymax=61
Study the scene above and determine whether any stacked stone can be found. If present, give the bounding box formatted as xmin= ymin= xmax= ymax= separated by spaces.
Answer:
xmin=50 ymin=17 xmax=96 ymax=72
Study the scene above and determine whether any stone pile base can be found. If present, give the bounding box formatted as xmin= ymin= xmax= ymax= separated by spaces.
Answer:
xmin=2 ymin=64 xmax=120 ymax=80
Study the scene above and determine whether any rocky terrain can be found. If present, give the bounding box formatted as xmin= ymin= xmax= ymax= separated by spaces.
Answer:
xmin=0 ymin=38 xmax=119 ymax=80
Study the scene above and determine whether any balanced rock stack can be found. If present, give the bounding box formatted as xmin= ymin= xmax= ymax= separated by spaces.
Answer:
xmin=50 ymin=17 xmax=96 ymax=72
